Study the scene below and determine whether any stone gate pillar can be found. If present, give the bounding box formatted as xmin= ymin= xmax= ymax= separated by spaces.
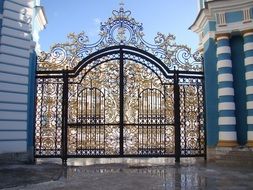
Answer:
xmin=216 ymin=33 xmax=238 ymax=147
xmin=243 ymin=29 xmax=253 ymax=147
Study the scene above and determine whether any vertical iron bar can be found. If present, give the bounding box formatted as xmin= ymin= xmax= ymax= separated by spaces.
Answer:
xmin=183 ymin=80 xmax=187 ymax=155
xmin=79 ymin=87 xmax=81 ymax=154
xmin=202 ymin=76 xmax=207 ymax=160
xmin=162 ymin=92 xmax=166 ymax=153
xmin=103 ymin=89 xmax=106 ymax=154
xmin=39 ymin=79 xmax=44 ymax=155
xmin=163 ymin=86 xmax=166 ymax=155
xmin=155 ymin=90 xmax=158 ymax=153
xmin=55 ymin=83 xmax=59 ymax=155
xmin=141 ymin=92 xmax=144 ymax=154
xmin=76 ymin=86 xmax=79 ymax=155
xmin=62 ymin=70 xmax=69 ymax=165
xmin=159 ymin=90 xmax=162 ymax=154
xmin=95 ymin=89 xmax=97 ymax=154
xmin=151 ymin=88 xmax=153 ymax=152
xmin=147 ymin=90 xmax=149 ymax=153
xmin=119 ymin=47 xmax=124 ymax=155
xmin=138 ymin=89 xmax=140 ymax=153
xmin=200 ymin=57 xmax=207 ymax=160
xmin=99 ymin=90 xmax=101 ymax=153
xmin=81 ymin=88 xmax=84 ymax=154
xmin=196 ymin=79 xmax=201 ymax=155
xmin=86 ymin=89 xmax=89 ymax=154
xmin=90 ymin=88 xmax=92 ymax=154
xmin=85 ymin=89 xmax=88 ymax=153
xmin=174 ymin=71 xmax=181 ymax=163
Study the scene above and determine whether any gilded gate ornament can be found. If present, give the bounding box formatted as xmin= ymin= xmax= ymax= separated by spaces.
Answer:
xmin=35 ymin=6 xmax=205 ymax=160
xmin=38 ymin=6 xmax=203 ymax=72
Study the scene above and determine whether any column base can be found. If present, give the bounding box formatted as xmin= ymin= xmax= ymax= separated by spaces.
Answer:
xmin=217 ymin=140 xmax=238 ymax=147
xmin=246 ymin=141 xmax=253 ymax=147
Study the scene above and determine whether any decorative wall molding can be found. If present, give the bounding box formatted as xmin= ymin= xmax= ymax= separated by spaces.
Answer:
xmin=216 ymin=12 xmax=226 ymax=26
xmin=243 ymin=8 xmax=252 ymax=23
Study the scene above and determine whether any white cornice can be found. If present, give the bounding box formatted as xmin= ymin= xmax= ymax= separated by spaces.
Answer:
xmin=190 ymin=0 xmax=253 ymax=34
xmin=190 ymin=9 xmax=213 ymax=34
xmin=208 ymin=0 xmax=253 ymax=13
xmin=216 ymin=21 xmax=253 ymax=34
xmin=35 ymin=6 xmax=47 ymax=31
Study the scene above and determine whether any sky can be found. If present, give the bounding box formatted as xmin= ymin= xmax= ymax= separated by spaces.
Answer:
xmin=39 ymin=0 xmax=200 ymax=52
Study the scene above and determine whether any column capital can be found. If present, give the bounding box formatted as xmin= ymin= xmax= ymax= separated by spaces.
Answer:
xmin=242 ymin=29 xmax=253 ymax=37
xmin=215 ymin=33 xmax=230 ymax=41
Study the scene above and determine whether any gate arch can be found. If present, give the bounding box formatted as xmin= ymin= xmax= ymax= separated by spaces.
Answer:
xmin=35 ymin=6 xmax=205 ymax=164
xmin=71 ymin=45 xmax=171 ymax=78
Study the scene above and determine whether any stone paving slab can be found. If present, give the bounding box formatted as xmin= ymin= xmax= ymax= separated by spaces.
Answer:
xmin=0 ymin=164 xmax=62 ymax=189
xmin=0 ymin=159 xmax=253 ymax=190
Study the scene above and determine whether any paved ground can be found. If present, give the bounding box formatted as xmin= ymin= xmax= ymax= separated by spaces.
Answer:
xmin=0 ymin=158 xmax=253 ymax=190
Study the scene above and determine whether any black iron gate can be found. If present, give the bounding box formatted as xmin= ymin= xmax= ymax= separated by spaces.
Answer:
xmin=34 ymin=7 xmax=205 ymax=164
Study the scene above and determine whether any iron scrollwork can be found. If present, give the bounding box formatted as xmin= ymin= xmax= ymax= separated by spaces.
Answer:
xmin=35 ymin=6 xmax=205 ymax=160
xmin=38 ymin=7 xmax=203 ymax=72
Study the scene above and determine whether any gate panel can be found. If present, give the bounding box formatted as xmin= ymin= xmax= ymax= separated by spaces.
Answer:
xmin=179 ymin=77 xmax=205 ymax=156
xmin=35 ymin=78 xmax=63 ymax=157
xmin=67 ymin=88 xmax=106 ymax=155
xmin=67 ymin=60 xmax=121 ymax=156
xmin=34 ymin=52 xmax=205 ymax=160
xmin=123 ymin=60 xmax=175 ymax=155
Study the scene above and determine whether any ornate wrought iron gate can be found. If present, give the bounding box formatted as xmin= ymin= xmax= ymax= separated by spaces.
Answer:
xmin=34 ymin=7 xmax=205 ymax=164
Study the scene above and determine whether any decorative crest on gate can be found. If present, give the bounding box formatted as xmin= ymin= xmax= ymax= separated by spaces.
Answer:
xmin=38 ymin=6 xmax=203 ymax=71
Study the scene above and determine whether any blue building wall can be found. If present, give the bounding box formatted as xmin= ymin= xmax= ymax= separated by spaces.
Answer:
xmin=230 ymin=36 xmax=247 ymax=145
xmin=0 ymin=0 xmax=3 ymax=29
xmin=204 ymin=38 xmax=219 ymax=147
xmin=203 ymin=21 xmax=216 ymax=35
xmin=27 ymin=51 xmax=37 ymax=152
xmin=225 ymin=11 xmax=243 ymax=23
xmin=0 ymin=0 xmax=3 ymax=13
xmin=193 ymin=0 xmax=253 ymax=148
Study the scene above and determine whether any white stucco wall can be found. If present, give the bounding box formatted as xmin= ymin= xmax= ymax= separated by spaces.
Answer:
xmin=0 ymin=0 xmax=46 ymax=154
